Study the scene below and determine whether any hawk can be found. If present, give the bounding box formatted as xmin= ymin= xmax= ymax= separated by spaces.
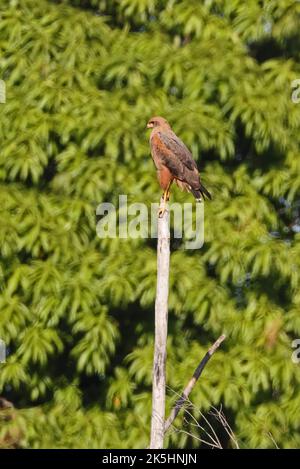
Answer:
xmin=147 ymin=116 xmax=211 ymax=217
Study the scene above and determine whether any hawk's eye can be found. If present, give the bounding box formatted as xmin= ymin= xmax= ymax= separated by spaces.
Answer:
xmin=147 ymin=120 xmax=156 ymax=128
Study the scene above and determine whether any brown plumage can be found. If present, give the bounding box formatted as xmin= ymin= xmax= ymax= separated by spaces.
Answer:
xmin=147 ymin=116 xmax=211 ymax=215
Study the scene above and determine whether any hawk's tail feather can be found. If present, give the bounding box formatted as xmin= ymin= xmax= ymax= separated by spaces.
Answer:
xmin=191 ymin=183 xmax=212 ymax=202
xmin=200 ymin=183 xmax=212 ymax=200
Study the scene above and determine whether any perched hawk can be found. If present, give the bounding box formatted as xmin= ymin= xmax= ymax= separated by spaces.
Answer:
xmin=147 ymin=116 xmax=211 ymax=217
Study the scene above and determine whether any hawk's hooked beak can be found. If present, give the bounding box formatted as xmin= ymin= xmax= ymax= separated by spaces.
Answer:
xmin=147 ymin=122 xmax=154 ymax=129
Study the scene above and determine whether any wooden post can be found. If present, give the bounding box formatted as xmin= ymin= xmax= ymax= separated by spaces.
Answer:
xmin=149 ymin=199 xmax=170 ymax=449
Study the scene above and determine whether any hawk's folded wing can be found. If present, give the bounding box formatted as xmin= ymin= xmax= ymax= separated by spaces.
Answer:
xmin=150 ymin=130 xmax=198 ymax=182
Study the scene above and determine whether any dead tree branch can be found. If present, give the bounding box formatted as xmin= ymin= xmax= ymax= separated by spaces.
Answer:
xmin=164 ymin=334 xmax=226 ymax=433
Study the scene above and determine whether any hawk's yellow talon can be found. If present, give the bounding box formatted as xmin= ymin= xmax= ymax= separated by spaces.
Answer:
xmin=158 ymin=206 xmax=166 ymax=218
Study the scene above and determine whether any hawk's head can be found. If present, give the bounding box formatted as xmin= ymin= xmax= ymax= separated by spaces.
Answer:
xmin=147 ymin=116 xmax=170 ymax=129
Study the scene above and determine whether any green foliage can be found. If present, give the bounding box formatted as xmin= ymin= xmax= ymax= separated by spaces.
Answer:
xmin=0 ymin=0 xmax=300 ymax=449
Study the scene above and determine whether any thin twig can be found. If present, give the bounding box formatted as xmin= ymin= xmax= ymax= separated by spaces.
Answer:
xmin=266 ymin=431 xmax=279 ymax=449
xmin=209 ymin=406 xmax=239 ymax=449
xmin=183 ymin=407 xmax=222 ymax=448
xmin=173 ymin=427 xmax=222 ymax=449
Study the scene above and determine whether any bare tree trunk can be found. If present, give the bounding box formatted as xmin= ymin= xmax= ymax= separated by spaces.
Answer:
xmin=150 ymin=199 xmax=170 ymax=449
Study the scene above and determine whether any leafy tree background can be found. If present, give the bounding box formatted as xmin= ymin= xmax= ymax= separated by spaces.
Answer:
xmin=1 ymin=0 xmax=300 ymax=449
